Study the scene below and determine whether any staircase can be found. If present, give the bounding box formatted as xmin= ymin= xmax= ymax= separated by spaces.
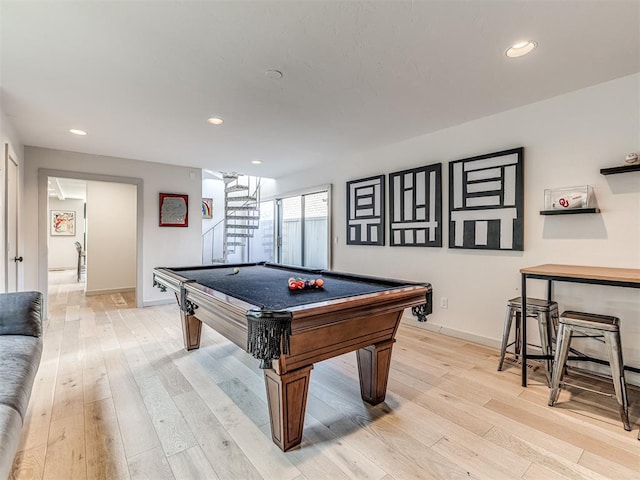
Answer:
xmin=204 ymin=173 xmax=261 ymax=264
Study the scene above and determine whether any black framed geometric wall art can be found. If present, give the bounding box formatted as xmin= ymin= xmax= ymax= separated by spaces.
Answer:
xmin=389 ymin=163 xmax=442 ymax=247
xmin=346 ymin=174 xmax=385 ymax=245
xmin=448 ymin=147 xmax=524 ymax=251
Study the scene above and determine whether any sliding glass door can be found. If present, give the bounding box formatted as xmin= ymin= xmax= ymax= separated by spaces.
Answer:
xmin=248 ymin=187 xmax=330 ymax=269
xmin=301 ymin=191 xmax=328 ymax=269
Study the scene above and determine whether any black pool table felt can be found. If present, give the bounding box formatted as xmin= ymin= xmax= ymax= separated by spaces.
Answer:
xmin=173 ymin=265 xmax=406 ymax=310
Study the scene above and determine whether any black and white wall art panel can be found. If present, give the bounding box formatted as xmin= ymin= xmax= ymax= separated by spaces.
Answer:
xmin=346 ymin=174 xmax=385 ymax=245
xmin=389 ymin=163 xmax=442 ymax=247
xmin=448 ymin=147 xmax=524 ymax=251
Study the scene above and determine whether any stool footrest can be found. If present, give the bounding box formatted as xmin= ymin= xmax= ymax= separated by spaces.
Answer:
xmin=502 ymin=357 xmax=540 ymax=370
xmin=559 ymin=381 xmax=617 ymax=398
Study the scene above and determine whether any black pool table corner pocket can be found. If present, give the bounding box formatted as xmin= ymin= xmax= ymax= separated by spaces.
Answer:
xmin=246 ymin=309 xmax=292 ymax=369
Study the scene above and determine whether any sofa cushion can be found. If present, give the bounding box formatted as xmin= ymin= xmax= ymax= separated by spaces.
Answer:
xmin=0 ymin=336 xmax=43 ymax=420
xmin=0 ymin=291 xmax=43 ymax=337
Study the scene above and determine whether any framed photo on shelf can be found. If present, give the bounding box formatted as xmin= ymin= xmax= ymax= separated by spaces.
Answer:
xmin=159 ymin=193 xmax=189 ymax=227
xmin=50 ymin=210 xmax=76 ymax=236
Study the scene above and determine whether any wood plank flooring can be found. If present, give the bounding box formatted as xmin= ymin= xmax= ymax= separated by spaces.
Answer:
xmin=10 ymin=270 xmax=639 ymax=479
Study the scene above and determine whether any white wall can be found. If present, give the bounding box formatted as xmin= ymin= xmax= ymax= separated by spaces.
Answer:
xmin=201 ymin=177 xmax=226 ymax=263
xmin=23 ymin=147 xmax=202 ymax=306
xmin=202 ymin=177 xmax=225 ymax=235
xmin=48 ymin=197 xmax=85 ymax=269
xmin=268 ymin=74 xmax=640 ymax=383
xmin=85 ymin=181 xmax=136 ymax=295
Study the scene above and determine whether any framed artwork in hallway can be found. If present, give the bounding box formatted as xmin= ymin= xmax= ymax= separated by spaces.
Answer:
xmin=50 ymin=210 xmax=76 ymax=236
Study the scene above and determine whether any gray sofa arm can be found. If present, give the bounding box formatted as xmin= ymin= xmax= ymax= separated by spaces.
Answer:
xmin=0 ymin=291 xmax=43 ymax=480
xmin=0 ymin=291 xmax=43 ymax=337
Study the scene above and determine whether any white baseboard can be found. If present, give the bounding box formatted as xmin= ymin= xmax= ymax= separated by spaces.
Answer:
xmin=143 ymin=298 xmax=176 ymax=307
xmin=401 ymin=312 xmax=501 ymax=349
xmin=84 ymin=287 xmax=135 ymax=296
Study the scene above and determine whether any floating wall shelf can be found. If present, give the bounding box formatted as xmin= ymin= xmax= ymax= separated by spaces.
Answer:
xmin=600 ymin=164 xmax=640 ymax=175
xmin=540 ymin=208 xmax=600 ymax=215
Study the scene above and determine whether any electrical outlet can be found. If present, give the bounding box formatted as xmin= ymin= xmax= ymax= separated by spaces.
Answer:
xmin=440 ymin=297 xmax=448 ymax=309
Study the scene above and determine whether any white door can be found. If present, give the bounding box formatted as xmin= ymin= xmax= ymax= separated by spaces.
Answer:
xmin=5 ymin=144 xmax=20 ymax=292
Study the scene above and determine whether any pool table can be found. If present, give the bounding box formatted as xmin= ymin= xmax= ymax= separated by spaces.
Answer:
xmin=153 ymin=262 xmax=432 ymax=451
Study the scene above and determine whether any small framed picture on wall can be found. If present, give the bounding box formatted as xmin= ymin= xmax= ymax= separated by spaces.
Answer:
xmin=202 ymin=198 xmax=213 ymax=219
xmin=159 ymin=193 xmax=189 ymax=227
xmin=50 ymin=210 xmax=76 ymax=236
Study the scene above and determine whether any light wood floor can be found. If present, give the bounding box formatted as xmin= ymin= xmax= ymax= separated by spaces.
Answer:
xmin=10 ymin=269 xmax=639 ymax=479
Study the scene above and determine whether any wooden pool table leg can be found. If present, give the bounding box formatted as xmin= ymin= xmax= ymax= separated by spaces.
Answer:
xmin=356 ymin=339 xmax=394 ymax=405
xmin=264 ymin=365 xmax=313 ymax=451
xmin=180 ymin=311 xmax=202 ymax=350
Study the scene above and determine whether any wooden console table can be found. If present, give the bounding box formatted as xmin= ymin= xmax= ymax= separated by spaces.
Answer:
xmin=519 ymin=264 xmax=640 ymax=387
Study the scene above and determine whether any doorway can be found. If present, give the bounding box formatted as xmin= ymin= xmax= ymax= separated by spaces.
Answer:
xmin=38 ymin=169 xmax=143 ymax=310
xmin=47 ymin=177 xmax=87 ymax=285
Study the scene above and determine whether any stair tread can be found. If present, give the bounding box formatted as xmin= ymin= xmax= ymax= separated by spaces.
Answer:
xmin=225 ymin=185 xmax=249 ymax=192
xmin=227 ymin=224 xmax=259 ymax=229
xmin=226 ymin=196 xmax=257 ymax=202
xmin=226 ymin=205 xmax=258 ymax=210
xmin=226 ymin=215 xmax=259 ymax=220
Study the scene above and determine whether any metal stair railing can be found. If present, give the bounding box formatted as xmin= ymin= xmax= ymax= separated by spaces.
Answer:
xmin=202 ymin=218 xmax=225 ymax=264
xmin=202 ymin=173 xmax=262 ymax=264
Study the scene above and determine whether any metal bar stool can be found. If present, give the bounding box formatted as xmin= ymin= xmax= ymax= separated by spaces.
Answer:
xmin=74 ymin=241 xmax=86 ymax=282
xmin=497 ymin=297 xmax=559 ymax=385
xmin=548 ymin=311 xmax=631 ymax=432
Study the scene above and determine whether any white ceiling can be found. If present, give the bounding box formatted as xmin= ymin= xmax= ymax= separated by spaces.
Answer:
xmin=2 ymin=1 xmax=639 ymax=179
xmin=48 ymin=177 xmax=86 ymax=201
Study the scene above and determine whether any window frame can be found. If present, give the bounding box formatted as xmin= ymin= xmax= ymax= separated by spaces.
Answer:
xmin=252 ymin=184 xmax=332 ymax=269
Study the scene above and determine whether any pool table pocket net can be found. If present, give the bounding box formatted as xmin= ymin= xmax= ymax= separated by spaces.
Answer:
xmin=246 ymin=309 xmax=292 ymax=369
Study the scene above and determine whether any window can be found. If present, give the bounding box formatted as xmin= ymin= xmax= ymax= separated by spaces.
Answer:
xmin=248 ymin=187 xmax=330 ymax=269
xmin=279 ymin=196 xmax=301 ymax=265
xmin=302 ymin=191 xmax=328 ymax=269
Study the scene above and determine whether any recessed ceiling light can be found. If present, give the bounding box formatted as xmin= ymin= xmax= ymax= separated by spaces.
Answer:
xmin=265 ymin=70 xmax=283 ymax=80
xmin=207 ymin=117 xmax=224 ymax=125
xmin=251 ymin=159 xmax=262 ymax=165
xmin=69 ymin=129 xmax=87 ymax=135
xmin=505 ymin=40 xmax=537 ymax=58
